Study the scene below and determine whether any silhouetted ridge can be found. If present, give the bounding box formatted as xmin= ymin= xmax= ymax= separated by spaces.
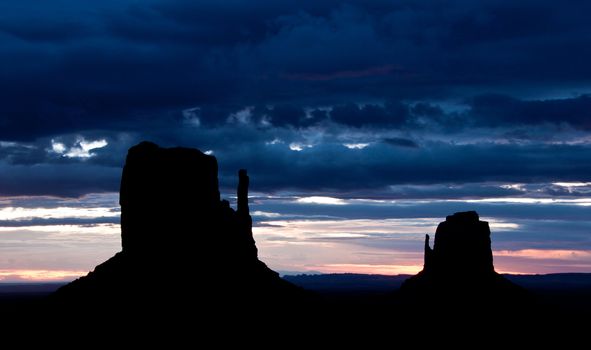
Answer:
xmin=55 ymin=141 xmax=300 ymax=307
xmin=401 ymin=211 xmax=526 ymax=305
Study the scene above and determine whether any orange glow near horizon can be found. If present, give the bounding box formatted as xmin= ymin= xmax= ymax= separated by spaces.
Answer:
xmin=1 ymin=249 xmax=591 ymax=282
xmin=0 ymin=205 xmax=589 ymax=281
xmin=495 ymin=249 xmax=591 ymax=260
xmin=493 ymin=249 xmax=591 ymax=274
xmin=0 ymin=269 xmax=86 ymax=282
xmin=295 ymin=249 xmax=591 ymax=275
xmin=309 ymin=263 xmax=423 ymax=275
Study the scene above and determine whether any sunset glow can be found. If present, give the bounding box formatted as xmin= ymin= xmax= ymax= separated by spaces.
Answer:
xmin=0 ymin=192 xmax=589 ymax=280
xmin=495 ymin=249 xmax=591 ymax=260
xmin=0 ymin=269 xmax=86 ymax=281
xmin=312 ymin=264 xmax=423 ymax=275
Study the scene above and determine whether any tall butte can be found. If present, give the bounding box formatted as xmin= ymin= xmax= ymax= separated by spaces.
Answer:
xmin=55 ymin=142 xmax=300 ymax=307
xmin=401 ymin=211 xmax=526 ymax=305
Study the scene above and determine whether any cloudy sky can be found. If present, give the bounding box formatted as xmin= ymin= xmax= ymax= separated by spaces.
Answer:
xmin=1 ymin=0 xmax=591 ymax=281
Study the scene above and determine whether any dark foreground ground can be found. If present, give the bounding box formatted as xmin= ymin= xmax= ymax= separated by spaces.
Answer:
xmin=285 ymin=273 xmax=591 ymax=319
xmin=285 ymin=272 xmax=591 ymax=305
xmin=1 ymin=273 xmax=589 ymax=340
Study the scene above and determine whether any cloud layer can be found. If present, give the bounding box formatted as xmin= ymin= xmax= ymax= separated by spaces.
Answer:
xmin=2 ymin=193 xmax=590 ymax=280
xmin=1 ymin=1 xmax=590 ymax=197
xmin=0 ymin=1 xmax=590 ymax=197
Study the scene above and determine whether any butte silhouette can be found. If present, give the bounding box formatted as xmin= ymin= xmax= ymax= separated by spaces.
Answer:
xmin=401 ymin=211 xmax=526 ymax=307
xmin=54 ymin=141 xmax=301 ymax=309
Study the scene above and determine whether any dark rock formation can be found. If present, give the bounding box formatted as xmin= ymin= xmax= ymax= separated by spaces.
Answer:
xmin=54 ymin=142 xmax=301 ymax=308
xmin=424 ymin=211 xmax=494 ymax=276
xmin=401 ymin=211 xmax=525 ymax=304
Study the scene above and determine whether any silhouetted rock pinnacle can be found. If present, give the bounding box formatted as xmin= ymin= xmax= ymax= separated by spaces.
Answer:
xmin=401 ymin=211 xmax=525 ymax=304
xmin=54 ymin=141 xmax=300 ymax=308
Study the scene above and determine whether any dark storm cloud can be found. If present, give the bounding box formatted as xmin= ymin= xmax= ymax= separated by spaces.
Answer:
xmin=383 ymin=137 xmax=419 ymax=148
xmin=1 ymin=128 xmax=589 ymax=198
xmin=410 ymin=103 xmax=445 ymax=119
xmin=0 ymin=160 xmax=120 ymax=197
xmin=468 ymin=94 xmax=591 ymax=129
xmin=215 ymin=142 xmax=591 ymax=194
xmin=1 ymin=0 xmax=591 ymax=140
xmin=330 ymin=103 xmax=408 ymax=127
xmin=1 ymin=0 xmax=591 ymax=197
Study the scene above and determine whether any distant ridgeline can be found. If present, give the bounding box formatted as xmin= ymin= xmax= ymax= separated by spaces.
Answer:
xmin=54 ymin=142 xmax=302 ymax=309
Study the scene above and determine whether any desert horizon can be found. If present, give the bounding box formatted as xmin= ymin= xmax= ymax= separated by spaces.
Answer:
xmin=1 ymin=188 xmax=589 ymax=282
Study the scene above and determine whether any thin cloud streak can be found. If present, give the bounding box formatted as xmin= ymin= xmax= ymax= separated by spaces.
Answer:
xmin=0 ymin=193 xmax=589 ymax=278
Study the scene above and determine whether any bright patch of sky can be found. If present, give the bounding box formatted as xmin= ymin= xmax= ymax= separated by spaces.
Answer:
xmin=343 ymin=143 xmax=370 ymax=149
xmin=296 ymin=196 xmax=348 ymax=205
xmin=50 ymin=137 xmax=108 ymax=158
xmin=1 ymin=190 xmax=589 ymax=281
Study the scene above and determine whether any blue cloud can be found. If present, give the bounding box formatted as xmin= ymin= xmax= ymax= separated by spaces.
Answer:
xmin=0 ymin=0 xmax=590 ymax=197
